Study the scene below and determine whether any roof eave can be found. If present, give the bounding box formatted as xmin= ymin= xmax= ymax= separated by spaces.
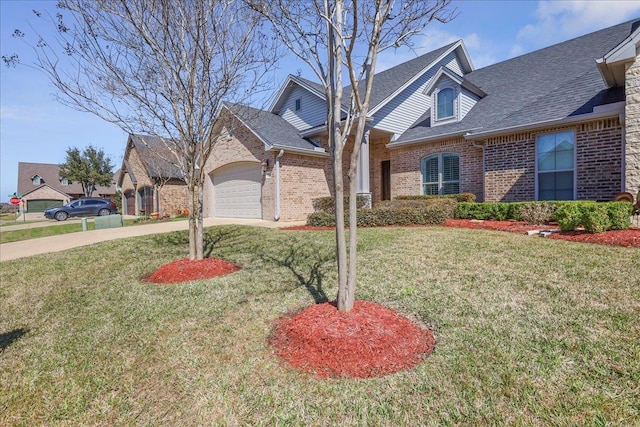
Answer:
xmin=463 ymin=106 xmax=625 ymax=141
xmin=269 ymin=144 xmax=329 ymax=157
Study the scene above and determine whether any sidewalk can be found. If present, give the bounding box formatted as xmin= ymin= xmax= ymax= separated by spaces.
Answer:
xmin=0 ymin=217 xmax=304 ymax=262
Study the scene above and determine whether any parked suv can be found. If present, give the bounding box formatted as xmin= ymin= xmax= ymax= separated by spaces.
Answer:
xmin=44 ymin=198 xmax=118 ymax=221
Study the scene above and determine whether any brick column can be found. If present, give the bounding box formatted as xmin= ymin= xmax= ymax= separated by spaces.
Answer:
xmin=625 ymin=46 xmax=640 ymax=193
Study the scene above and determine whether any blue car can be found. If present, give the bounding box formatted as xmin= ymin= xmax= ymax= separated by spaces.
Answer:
xmin=44 ymin=198 xmax=118 ymax=221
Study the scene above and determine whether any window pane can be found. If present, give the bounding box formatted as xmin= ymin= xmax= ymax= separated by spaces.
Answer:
xmin=443 ymin=154 xmax=459 ymax=181
xmin=555 ymin=131 xmax=574 ymax=151
xmin=437 ymin=88 xmax=454 ymax=119
xmin=422 ymin=156 xmax=438 ymax=183
xmin=423 ymin=184 xmax=438 ymax=195
xmin=555 ymin=171 xmax=573 ymax=190
xmin=555 ymin=149 xmax=573 ymax=170
xmin=538 ymin=152 xmax=555 ymax=171
xmin=537 ymin=134 xmax=556 ymax=156
xmin=443 ymin=182 xmax=460 ymax=195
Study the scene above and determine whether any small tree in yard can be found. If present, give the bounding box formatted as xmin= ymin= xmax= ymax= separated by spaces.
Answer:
xmin=252 ymin=0 xmax=455 ymax=311
xmin=4 ymin=0 xmax=279 ymax=260
xmin=59 ymin=145 xmax=114 ymax=198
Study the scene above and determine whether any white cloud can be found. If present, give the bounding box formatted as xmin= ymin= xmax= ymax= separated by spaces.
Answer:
xmin=517 ymin=0 xmax=640 ymax=47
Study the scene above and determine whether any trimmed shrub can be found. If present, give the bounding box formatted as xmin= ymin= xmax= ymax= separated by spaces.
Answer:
xmin=455 ymin=202 xmax=511 ymax=220
xmin=582 ymin=203 xmax=611 ymax=234
xmin=518 ymin=202 xmax=556 ymax=225
xmin=307 ymin=211 xmax=337 ymax=227
xmin=306 ymin=205 xmax=451 ymax=227
xmin=396 ymin=192 xmax=476 ymax=203
xmin=607 ymin=202 xmax=633 ymax=230
xmin=554 ymin=203 xmax=584 ymax=231
xmin=312 ymin=196 xmax=369 ymax=214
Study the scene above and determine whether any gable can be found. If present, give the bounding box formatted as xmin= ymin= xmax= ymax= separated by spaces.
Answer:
xmin=370 ymin=51 xmax=467 ymax=136
xmin=275 ymin=85 xmax=328 ymax=131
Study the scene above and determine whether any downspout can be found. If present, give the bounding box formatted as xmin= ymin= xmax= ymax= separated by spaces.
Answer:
xmin=274 ymin=149 xmax=285 ymax=221
xmin=620 ymin=112 xmax=626 ymax=192
xmin=471 ymin=140 xmax=486 ymax=201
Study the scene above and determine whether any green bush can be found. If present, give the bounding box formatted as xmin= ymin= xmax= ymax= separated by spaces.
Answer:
xmin=554 ymin=203 xmax=584 ymax=232
xmin=455 ymin=202 xmax=511 ymax=220
xmin=518 ymin=202 xmax=556 ymax=225
xmin=312 ymin=196 xmax=369 ymax=214
xmin=306 ymin=205 xmax=451 ymax=227
xmin=396 ymin=192 xmax=476 ymax=203
xmin=608 ymin=202 xmax=633 ymax=230
xmin=582 ymin=203 xmax=611 ymax=234
xmin=376 ymin=198 xmax=457 ymax=218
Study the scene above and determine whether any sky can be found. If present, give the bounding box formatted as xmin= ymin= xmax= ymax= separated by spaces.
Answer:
xmin=1 ymin=0 xmax=639 ymax=203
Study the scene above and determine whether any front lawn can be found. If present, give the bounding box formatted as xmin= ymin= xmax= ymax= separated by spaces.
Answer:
xmin=1 ymin=225 xmax=638 ymax=425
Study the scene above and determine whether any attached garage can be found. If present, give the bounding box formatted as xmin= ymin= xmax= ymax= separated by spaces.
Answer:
xmin=211 ymin=162 xmax=262 ymax=219
xmin=27 ymin=199 xmax=63 ymax=212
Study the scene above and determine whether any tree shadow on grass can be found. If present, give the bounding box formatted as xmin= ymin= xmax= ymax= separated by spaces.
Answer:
xmin=0 ymin=328 xmax=29 ymax=354
xmin=258 ymin=241 xmax=334 ymax=304
xmin=152 ymin=227 xmax=248 ymax=259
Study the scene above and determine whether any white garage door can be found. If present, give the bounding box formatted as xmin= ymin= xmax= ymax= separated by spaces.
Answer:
xmin=212 ymin=163 xmax=262 ymax=219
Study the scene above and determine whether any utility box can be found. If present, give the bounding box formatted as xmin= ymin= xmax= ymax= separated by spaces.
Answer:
xmin=95 ymin=214 xmax=124 ymax=230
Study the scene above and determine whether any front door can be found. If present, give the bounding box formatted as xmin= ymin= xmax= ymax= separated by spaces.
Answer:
xmin=381 ymin=160 xmax=391 ymax=201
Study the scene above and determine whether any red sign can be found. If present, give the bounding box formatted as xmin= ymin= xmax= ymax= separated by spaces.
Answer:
xmin=9 ymin=197 xmax=21 ymax=205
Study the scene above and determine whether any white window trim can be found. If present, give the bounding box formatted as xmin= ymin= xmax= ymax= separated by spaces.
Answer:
xmin=534 ymin=129 xmax=577 ymax=201
xmin=422 ymin=152 xmax=460 ymax=195
xmin=32 ymin=175 xmax=41 ymax=185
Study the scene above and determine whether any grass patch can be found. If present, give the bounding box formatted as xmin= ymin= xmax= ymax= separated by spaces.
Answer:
xmin=1 ymin=225 xmax=638 ymax=425
xmin=1 ymin=218 xmax=146 ymax=244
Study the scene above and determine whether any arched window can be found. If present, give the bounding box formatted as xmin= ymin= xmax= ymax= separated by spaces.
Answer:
xmin=436 ymin=87 xmax=454 ymax=120
xmin=32 ymin=175 xmax=41 ymax=185
xmin=421 ymin=153 xmax=460 ymax=195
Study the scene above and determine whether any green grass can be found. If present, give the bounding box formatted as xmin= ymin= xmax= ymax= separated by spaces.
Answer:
xmin=1 ymin=225 xmax=639 ymax=425
xmin=0 ymin=218 xmax=164 ymax=244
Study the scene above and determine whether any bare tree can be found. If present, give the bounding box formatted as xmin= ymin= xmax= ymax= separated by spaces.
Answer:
xmin=252 ymin=0 xmax=455 ymax=311
xmin=4 ymin=0 xmax=279 ymax=259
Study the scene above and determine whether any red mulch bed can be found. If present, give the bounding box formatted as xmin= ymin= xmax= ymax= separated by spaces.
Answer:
xmin=283 ymin=221 xmax=640 ymax=248
xmin=269 ymin=300 xmax=435 ymax=379
xmin=143 ymin=258 xmax=239 ymax=284
xmin=443 ymin=219 xmax=640 ymax=248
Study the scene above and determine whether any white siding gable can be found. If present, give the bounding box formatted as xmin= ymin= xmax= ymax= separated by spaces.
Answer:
xmin=277 ymin=86 xmax=327 ymax=131
xmin=460 ymin=87 xmax=480 ymax=119
xmin=371 ymin=52 xmax=464 ymax=135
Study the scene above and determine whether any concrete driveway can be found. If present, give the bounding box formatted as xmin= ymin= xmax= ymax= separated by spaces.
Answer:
xmin=0 ymin=217 xmax=304 ymax=262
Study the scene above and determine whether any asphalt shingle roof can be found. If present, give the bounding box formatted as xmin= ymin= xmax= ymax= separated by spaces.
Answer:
xmin=129 ymin=134 xmax=184 ymax=179
xmin=396 ymin=19 xmax=638 ymax=143
xmin=226 ymin=104 xmax=321 ymax=151
xmin=17 ymin=162 xmax=117 ymax=197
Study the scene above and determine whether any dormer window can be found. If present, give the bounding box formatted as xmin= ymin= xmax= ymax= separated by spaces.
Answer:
xmin=61 ymin=177 xmax=69 ymax=185
xmin=436 ymin=88 xmax=455 ymax=120
xmin=32 ymin=175 xmax=42 ymax=185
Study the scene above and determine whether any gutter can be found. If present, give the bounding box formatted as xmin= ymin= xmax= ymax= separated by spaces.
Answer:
xmin=387 ymin=127 xmax=482 ymax=149
xmin=462 ymin=107 xmax=624 ymax=140
xmin=270 ymin=144 xmax=329 ymax=157
xmin=274 ymin=150 xmax=285 ymax=221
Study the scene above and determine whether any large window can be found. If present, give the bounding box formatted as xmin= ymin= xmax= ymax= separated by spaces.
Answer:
xmin=436 ymin=87 xmax=454 ymax=120
xmin=537 ymin=130 xmax=575 ymax=200
xmin=422 ymin=153 xmax=460 ymax=195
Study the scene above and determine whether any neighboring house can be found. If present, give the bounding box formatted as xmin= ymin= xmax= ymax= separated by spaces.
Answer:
xmin=127 ymin=18 xmax=640 ymax=222
xmin=16 ymin=162 xmax=118 ymax=213
xmin=117 ymin=134 xmax=189 ymax=216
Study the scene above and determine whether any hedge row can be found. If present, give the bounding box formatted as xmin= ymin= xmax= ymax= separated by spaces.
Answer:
xmin=307 ymin=204 xmax=452 ymax=227
xmin=396 ymin=193 xmax=476 ymax=203
xmin=312 ymin=195 xmax=370 ymax=214
xmin=455 ymin=201 xmax=633 ymax=232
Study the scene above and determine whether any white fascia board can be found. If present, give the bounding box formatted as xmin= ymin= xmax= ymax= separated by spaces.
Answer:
xmin=463 ymin=107 xmax=624 ymax=140
xmin=387 ymin=127 xmax=482 ymax=148
xmin=369 ymin=40 xmax=464 ymax=115
xmin=269 ymin=144 xmax=329 ymax=157
xmin=597 ymin=27 xmax=640 ymax=86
